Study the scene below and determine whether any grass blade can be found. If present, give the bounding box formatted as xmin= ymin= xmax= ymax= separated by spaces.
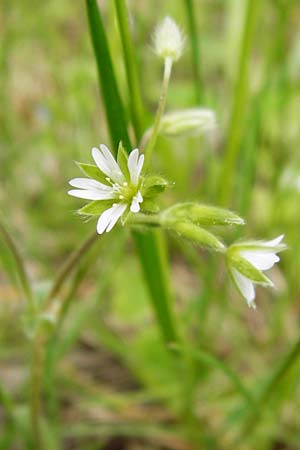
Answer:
xmin=85 ymin=0 xmax=177 ymax=344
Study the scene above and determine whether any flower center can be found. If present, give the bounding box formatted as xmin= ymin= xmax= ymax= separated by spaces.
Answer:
xmin=106 ymin=178 xmax=138 ymax=203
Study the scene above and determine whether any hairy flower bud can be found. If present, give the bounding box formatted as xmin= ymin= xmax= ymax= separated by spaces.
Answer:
xmin=162 ymin=203 xmax=245 ymax=227
xmin=153 ymin=16 xmax=184 ymax=62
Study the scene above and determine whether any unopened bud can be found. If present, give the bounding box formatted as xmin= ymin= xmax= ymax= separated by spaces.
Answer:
xmin=168 ymin=221 xmax=225 ymax=252
xmin=162 ymin=203 xmax=245 ymax=227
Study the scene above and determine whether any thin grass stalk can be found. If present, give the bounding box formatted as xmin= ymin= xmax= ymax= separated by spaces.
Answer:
xmin=86 ymin=0 xmax=178 ymax=344
xmin=0 ymin=219 xmax=35 ymax=317
xmin=183 ymin=0 xmax=202 ymax=103
xmin=114 ymin=0 xmax=144 ymax=141
xmin=173 ymin=344 xmax=254 ymax=405
xmin=218 ymin=0 xmax=260 ymax=206
xmin=235 ymin=337 xmax=300 ymax=446
xmin=44 ymin=231 xmax=98 ymax=310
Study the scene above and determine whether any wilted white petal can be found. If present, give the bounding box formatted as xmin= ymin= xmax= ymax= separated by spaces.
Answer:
xmin=68 ymin=189 xmax=115 ymax=200
xmin=231 ymin=268 xmax=256 ymax=308
xmin=240 ymin=250 xmax=280 ymax=271
xmin=69 ymin=178 xmax=111 ymax=191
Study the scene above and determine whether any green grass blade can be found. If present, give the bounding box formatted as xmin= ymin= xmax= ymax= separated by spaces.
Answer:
xmin=86 ymin=0 xmax=131 ymax=152
xmin=85 ymin=0 xmax=177 ymax=344
xmin=172 ymin=344 xmax=254 ymax=405
xmin=218 ymin=0 xmax=260 ymax=206
xmin=114 ymin=0 xmax=145 ymax=141
xmin=183 ymin=0 xmax=203 ymax=103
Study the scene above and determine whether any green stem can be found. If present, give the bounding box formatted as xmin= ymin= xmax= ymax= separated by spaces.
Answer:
xmin=30 ymin=336 xmax=44 ymax=449
xmin=44 ymin=231 xmax=98 ymax=310
xmin=218 ymin=0 xmax=259 ymax=206
xmin=144 ymin=56 xmax=173 ymax=169
xmin=183 ymin=0 xmax=202 ymax=103
xmin=114 ymin=0 xmax=144 ymax=141
xmin=0 ymin=219 xmax=35 ymax=317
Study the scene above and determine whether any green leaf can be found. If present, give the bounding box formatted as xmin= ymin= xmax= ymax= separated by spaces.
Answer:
xmin=140 ymin=199 xmax=160 ymax=214
xmin=78 ymin=200 xmax=114 ymax=216
xmin=76 ymin=162 xmax=108 ymax=184
xmin=142 ymin=175 xmax=168 ymax=198
xmin=117 ymin=141 xmax=130 ymax=180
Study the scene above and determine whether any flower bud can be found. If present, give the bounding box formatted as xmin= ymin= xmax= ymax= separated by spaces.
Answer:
xmin=168 ymin=222 xmax=225 ymax=251
xmin=153 ymin=16 xmax=184 ymax=62
xmin=162 ymin=203 xmax=245 ymax=227
xmin=160 ymin=108 xmax=217 ymax=137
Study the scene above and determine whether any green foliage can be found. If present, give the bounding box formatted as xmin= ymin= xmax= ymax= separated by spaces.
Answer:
xmin=1 ymin=0 xmax=300 ymax=449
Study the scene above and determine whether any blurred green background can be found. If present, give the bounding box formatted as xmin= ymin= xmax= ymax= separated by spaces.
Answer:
xmin=1 ymin=0 xmax=300 ymax=449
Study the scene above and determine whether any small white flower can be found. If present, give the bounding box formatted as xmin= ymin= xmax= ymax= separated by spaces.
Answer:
xmin=227 ymin=235 xmax=286 ymax=309
xmin=68 ymin=145 xmax=144 ymax=234
xmin=153 ymin=16 xmax=185 ymax=62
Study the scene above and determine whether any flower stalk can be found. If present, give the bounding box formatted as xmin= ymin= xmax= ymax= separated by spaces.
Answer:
xmin=144 ymin=56 xmax=173 ymax=167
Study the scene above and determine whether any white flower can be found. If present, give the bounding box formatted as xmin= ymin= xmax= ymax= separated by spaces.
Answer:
xmin=227 ymin=235 xmax=286 ymax=309
xmin=68 ymin=144 xmax=144 ymax=234
xmin=153 ymin=16 xmax=184 ymax=62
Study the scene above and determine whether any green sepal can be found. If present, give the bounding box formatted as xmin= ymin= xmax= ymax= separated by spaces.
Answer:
xmin=140 ymin=199 xmax=160 ymax=214
xmin=162 ymin=203 xmax=244 ymax=227
xmin=76 ymin=162 xmax=108 ymax=184
xmin=227 ymin=252 xmax=273 ymax=286
xmin=168 ymin=222 xmax=225 ymax=252
xmin=142 ymin=175 xmax=168 ymax=198
xmin=120 ymin=206 xmax=131 ymax=225
xmin=78 ymin=200 xmax=114 ymax=216
xmin=117 ymin=141 xmax=130 ymax=180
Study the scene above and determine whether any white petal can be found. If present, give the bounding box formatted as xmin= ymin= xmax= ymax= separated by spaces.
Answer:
xmin=136 ymin=154 xmax=144 ymax=179
xmin=92 ymin=147 xmax=124 ymax=184
xmin=130 ymin=197 xmax=141 ymax=213
xmin=106 ymin=203 xmax=127 ymax=232
xmin=231 ymin=267 xmax=256 ymax=308
xmin=127 ymin=148 xmax=140 ymax=185
xmin=68 ymin=189 xmax=115 ymax=200
xmin=100 ymin=144 xmax=125 ymax=184
xmin=240 ymin=250 xmax=280 ymax=271
xmin=264 ymin=234 xmax=284 ymax=247
xmin=92 ymin=147 xmax=112 ymax=176
xmin=96 ymin=203 xmax=126 ymax=234
xmin=136 ymin=191 xmax=143 ymax=203
xmin=69 ymin=178 xmax=111 ymax=191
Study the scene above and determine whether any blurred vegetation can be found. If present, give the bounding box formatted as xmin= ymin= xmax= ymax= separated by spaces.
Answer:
xmin=0 ymin=0 xmax=300 ymax=449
